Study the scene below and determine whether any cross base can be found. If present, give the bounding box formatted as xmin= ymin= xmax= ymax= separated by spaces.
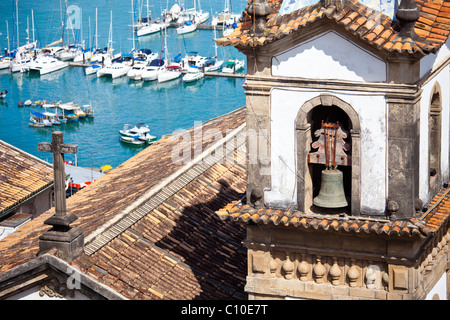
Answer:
xmin=39 ymin=214 xmax=84 ymax=262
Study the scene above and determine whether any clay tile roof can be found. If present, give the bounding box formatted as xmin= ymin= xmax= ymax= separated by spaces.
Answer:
xmin=0 ymin=140 xmax=53 ymax=218
xmin=216 ymin=181 xmax=450 ymax=239
xmin=215 ymin=0 xmax=450 ymax=55
xmin=0 ymin=108 xmax=248 ymax=300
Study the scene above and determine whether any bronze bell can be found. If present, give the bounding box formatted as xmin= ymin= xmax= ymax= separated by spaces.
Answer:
xmin=313 ymin=169 xmax=348 ymax=208
xmin=311 ymin=121 xmax=348 ymax=208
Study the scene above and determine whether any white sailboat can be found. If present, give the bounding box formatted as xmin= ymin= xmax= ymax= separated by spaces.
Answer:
xmin=212 ymin=0 xmax=240 ymax=26
xmin=135 ymin=0 xmax=167 ymax=37
xmin=176 ymin=20 xmax=197 ymax=35
xmin=157 ymin=27 xmax=182 ymax=83
xmin=185 ymin=0 xmax=209 ymax=24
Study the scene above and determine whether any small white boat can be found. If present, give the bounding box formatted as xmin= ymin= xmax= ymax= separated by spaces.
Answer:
xmin=85 ymin=63 xmax=102 ymax=75
xmin=81 ymin=104 xmax=94 ymax=117
xmin=119 ymin=122 xmax=151 ymax=137
xmin=73 ymin=49 xmax=93 ymax=63
xmin=176 ymin=20 xmax=197 ymax=35
xmin=137 ymin=22 xmax=164 ymax=37
xmin=29 ymin=111 xmax=53 ymax=127
xmin=28 ymin=56 xmax=69 ymax=75
xmin=0 ymin=56 xmax=13 ymax=70
xmin=55 ymin=45 xmax=82 ymax=61
xmin=222 ymin=58 xmax=245 ymax=74
xmin=97 ymin=55 xmax=134 ymax=79
xmin=204 ymin=57 xmax=223 ymax=72
xmin=183 ymin=66 xmax=204 ymax=83
xmin=212 ymin=5 xmax=240 ymax=26
xmin=120 ymin=131 xmax=157 ymax=145
xmin=0 ymin=90 xmax=7 ymax=98
xmin=141 ymin=59 xmax=166 ymax=81
xmin=157 ymin=65 xmax=182 ymax=83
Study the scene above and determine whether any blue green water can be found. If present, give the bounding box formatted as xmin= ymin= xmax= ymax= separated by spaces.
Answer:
xmin=0 ymin=0 xmax=246 ymax=168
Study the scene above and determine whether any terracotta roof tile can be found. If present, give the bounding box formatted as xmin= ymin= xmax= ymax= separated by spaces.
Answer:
xmin=0 ymin=141 xmax=53 ymax=217
xmin=0 ymin=108 xmax=248 ymax=300
xmin=216 ymin=0 xmax=450 ymax=55
xmin=217 ymin=181 xmax=450 ymax=239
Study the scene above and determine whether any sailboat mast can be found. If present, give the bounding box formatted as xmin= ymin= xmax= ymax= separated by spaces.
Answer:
xmin=95 ymin=8 xmax=98 ymax=48
xmin=131 ymin=0 xmax=135 ymax=51
xmin=31 ymin=9 xmax=35 ymax=43
xmin=26 ymin=16 xmax=29 ymax=44
xmin=15 ymin=0 xmax=19 ymax=47
xmin=6 ymin=20 xmax=10 ymax=53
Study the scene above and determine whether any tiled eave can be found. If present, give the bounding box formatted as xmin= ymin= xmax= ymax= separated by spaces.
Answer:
xmin=215 ymin=0 xmax=450 ymax=56
xmin=217 ymin=183 xmax=450 ymax=239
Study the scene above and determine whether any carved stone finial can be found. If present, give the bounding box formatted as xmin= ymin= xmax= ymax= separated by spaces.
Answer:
xmin=396 ymin=0 xmax=420 ymax=39
xmin=387 ymin=200 xmax=399 ymax=219
xmin=247 ymin=0 xmax=272 ymax=35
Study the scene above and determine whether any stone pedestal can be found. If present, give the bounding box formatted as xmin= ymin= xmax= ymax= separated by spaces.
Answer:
xmin=39 ymin=214 xmax=84 ymax=262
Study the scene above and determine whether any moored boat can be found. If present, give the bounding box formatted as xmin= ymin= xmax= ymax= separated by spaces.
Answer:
xmin=157 ymin=65 xmax=182 ymax=83
xmin=222 ymin=58 xmax=245 ymax=74
xmin=182 ymin=66 xmax=204 ymax=83
xmin=0 ymin=90 xmax=7 ymax=98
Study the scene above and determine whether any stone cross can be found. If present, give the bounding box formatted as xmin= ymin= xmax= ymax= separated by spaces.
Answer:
xmin=38 ymin=131 xmax=78 ymax=218
xmin=38 ymin=131 xmax=84 ymax=261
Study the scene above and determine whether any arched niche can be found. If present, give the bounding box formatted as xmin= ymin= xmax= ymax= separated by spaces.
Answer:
xmin=428 ymin=82 xmax=442 ymax=198
xmin=295 ymin=94 xmax=361 ymax=216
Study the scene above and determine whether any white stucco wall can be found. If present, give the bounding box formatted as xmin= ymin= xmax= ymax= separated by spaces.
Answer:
xmin=419 ymin=64 xmax=450 ymax=204
xmin=425 ymin=272 xmax=448 ymax=300
xmin=265 ymin=87 xmax=387 ymax=214
xmin=420 ymin=37 xmax=450 ymax=79
xmin=272 ymin=30 xmax=387 ymax=82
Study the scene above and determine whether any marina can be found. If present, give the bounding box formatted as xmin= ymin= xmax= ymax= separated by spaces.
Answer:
xmin=0 ymin=0 xmax=247 ymax=169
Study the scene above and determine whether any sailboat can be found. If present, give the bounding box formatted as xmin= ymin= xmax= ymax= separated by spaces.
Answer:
xmin=135 ymin=0 xmax=167 ymax=37
xmin=10 ymin=1 xmax=36 ymax=73
xmin=157 ymin=26 xmax=182 ymax=83
xmin=212 ymin=0 xmax=240 ymax=26
xmin=95 ymin=11 xmax=123 ymax=77
xmin=185 ymin=0 xmax=209 ymax=24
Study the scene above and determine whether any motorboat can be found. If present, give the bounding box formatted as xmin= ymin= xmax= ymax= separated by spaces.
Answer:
xmin=0 ymin=56 xmax=13 ymax=70
xmin=120 ymin=132 xmax=157 ymax=145
xmin=0 ymin=90 xmax=7 ymax=98
xmin=176 ymin=20 xmax=197 ymax=35
xmin=127 ymin=50 xmax=158 ymax=80
xmin=57 ymin=102 xmax=79 ymax=121
xmin=29 ymin=111 xmax=53 ymax=127
xmin=28 ymin=56 xmax=69 ymax=75
xmin=183 ymin=66 xmax=204 ymax=83
xmin=81 ymin=104 xmax=94 ymax=118
xmin=43 ymin=111 xmax=62 ymax=125
xmin=222 ymin=58 xmax=245 ymax=74
xmin=127 ymin=62 xmax=147 ymax=80
xmin=85 ymin=63 xmax=102 ymax=75
xmin=119 ymin=122 xmax=151 ymax=137
xmin=97 ymin=54 xmax=134 ymax=79
xmin=182 ymin=51 xmax=208 ymax=70
xmin=157 ymin=65 xmax=182 ymax=83
xmin=141 ymin=59 xmax=166 ymax=81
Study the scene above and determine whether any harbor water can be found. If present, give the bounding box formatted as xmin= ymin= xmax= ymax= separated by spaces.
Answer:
xmin=0 ymin=0 xmax=247 ymax=168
